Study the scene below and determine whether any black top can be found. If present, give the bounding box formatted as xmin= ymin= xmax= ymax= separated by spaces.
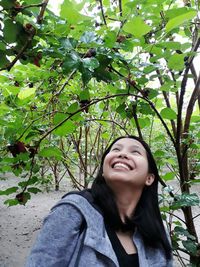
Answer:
xmin=105 ymin=223 xmax=139 ymax=267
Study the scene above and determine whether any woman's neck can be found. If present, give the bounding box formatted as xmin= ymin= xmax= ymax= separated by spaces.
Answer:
xmin=114 ymin=187 xmax=142 ymax=222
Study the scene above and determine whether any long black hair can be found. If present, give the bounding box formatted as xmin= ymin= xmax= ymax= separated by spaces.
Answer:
xmin=91 ymin=135 xmax=172 ymax=259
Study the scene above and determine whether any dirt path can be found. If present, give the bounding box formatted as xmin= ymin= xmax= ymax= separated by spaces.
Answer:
xmin=0 ymin=176 xmax=69 ymax=267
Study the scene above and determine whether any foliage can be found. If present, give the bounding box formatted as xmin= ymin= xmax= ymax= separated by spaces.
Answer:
xmin=0 ymin=0 xmax=200 ymax=265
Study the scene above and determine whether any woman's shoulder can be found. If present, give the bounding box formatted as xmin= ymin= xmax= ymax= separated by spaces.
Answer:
xmin=52 ymin=189 xmax=102 ymax=219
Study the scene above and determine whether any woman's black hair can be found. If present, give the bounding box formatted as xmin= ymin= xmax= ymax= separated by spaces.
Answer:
xmin=91 ymin=135 xmax=172 ymax=259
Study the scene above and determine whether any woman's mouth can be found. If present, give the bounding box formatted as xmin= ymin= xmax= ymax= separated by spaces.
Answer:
xmin=112 ymin=162 xmax=133 ymax=170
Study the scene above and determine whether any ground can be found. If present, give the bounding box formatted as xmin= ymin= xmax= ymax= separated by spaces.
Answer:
xmin=0 ymin=176 xmax=70 ymax=267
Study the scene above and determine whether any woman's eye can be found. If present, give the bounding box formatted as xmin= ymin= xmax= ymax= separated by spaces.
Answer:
xmin=112 ymin=148 xmax=120 ymax=151
xmin=131 ymin=150 xmax=140 ymax=154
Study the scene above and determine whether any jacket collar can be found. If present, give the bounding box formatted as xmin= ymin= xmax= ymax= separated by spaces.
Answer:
xmin=59 ymin=193 xmax=119 ymax=266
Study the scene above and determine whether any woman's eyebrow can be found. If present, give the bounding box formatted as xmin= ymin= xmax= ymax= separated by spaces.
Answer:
xmin=111 ymin=143 xmax=122 ymax=148
xmin=130 ymin=145 xmax=145 ymax=151
xmin=112 ymin=144 xmax=144 ymax=151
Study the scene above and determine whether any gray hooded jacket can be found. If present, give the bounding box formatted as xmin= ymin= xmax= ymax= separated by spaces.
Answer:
xmin=25 ymin=192 xmax=173 ymax=267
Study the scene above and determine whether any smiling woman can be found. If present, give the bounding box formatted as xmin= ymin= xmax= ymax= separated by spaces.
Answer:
xmin=25 ymin=136 xmax=173 ymax=267
xmin=103 ymin=138 xmax=154 ymax=191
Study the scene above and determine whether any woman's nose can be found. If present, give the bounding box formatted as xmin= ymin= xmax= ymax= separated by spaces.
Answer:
xmin=118 ymin=152 xmax=128 ymax=159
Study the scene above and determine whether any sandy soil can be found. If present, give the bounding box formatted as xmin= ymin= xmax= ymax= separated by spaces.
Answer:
xmin=0 ymin=176 xmax=71 ymax=267
xmin=0 ymin=176 xmax=199 ymax=267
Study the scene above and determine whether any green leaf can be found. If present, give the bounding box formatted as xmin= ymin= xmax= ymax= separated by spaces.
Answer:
xmin=123 ymin=16 xmax=151 ymax=38
xmin=104 ymin=31 xmax=117 ymax=48
xmin=67 ymin=102 xmax=79 ymax=113
xmin=0 ymin=42 xmax=6 ymax=51
xmin=160 ymin=108 xmax=177 ymax=120
xmin=154 ymin=150 xmax=165 ymax=157
xmin=138 ymin=102 xmax=153 ymax=115
xmin=79 ymin=90 xmax=90 ymax=101
xmin=18 ymin=87 xmax=36 ymax=99
xmin=39 ymin=147 xmax=63 ymax=160
xmin=0 ymin=0 xmax=15 ymax=9
xmin=59 ymin=38 xmax=75 ymax=51
xmin=24 ymin=0 xmax=41 ymax=4
xmin=53 ymin=113 xmax=67 ymax=125
xmin=166 ymin=10 xmax=196 ymax=32
xmin=138 ymin=117 xmax=150 ymax=128
xmin=80 ymin=31 xmax=97 ymax=44
xmin=168 ymin=53 xmax=185 ymax=71
xmin=0 ymin=187 xmax=18 ymax=195
xmin=62 ymin=53 xmax=81 ymax=74
xmin=182 ymin=240 xmax=197 ymax=255
xmin=162 ymin=172 xmax=175 ymax=181
xmin=53 ymin=120 xmax=76 ymax=136
xmin=174 ymin=226 xmax=196 ymax=240
xmin=4 ymin=199 xmax=19 ymax=206
xmin=171 ymin=193 xmax=200 ymax=210
xmin=158 ymin=41 xmax=181 ymax=50
xmin=5 ymin=85 xmax=20 ymax=96
xmin=3 ymin=19 xmax=21 ymax=43
xmin=18 ymin=176 xmax=38 ymax=188
xmin=27 ymin=187 xmax=41 ymax=194
xmin=0 ymin=51 xmax=10 ymax=68
xmin=60 ymin=0 xmax=91 ymax=24
xmin=82 ymin=58 xmax=99 ymax=71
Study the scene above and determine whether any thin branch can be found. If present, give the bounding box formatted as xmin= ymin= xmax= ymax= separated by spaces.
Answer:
xmin=119 ymin=0 xmax=122 ymax=17
xmin=193 ymin=213 xmax=200 ymax=220
xmin=37 ymin=0 xmax=49 ymax=24
xmin=36 ymin=91 xmax=176 ymax=154
xmin=165 ymin=211 xmax=186 ymax=225
xmin=54 ymin=70 xmax=76 ymax=97
xmin=0 ymin=0 xmax=49 ymax=72
xmin=62 ymin=161 xmax=84 ymax=190
xmin=156 ymin=68 xmax=177 ymax=137
xmin=184 ymin=72 xmax=200 ymax=133
xmin=176 ymin=36 xmax=200 ymax=144
xmin=71 ymin=134 xmax=86 ymax=171
xmin=132 ymin=112 xmax=143 ymax=140
xmin=15 ymin=3 xmax=43 ymax=11
xmin=17 ymin=112 xmax=53 ymax=141
xmin=0 ymin=33 xmax=35 ymax=72
xmin=99 ymin=0 xmax=107 ymax=25
xmin=85 ymin=118 xmax=129 ymax=135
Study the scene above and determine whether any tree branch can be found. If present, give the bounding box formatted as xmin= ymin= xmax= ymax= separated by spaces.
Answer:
xmin=156 ymin=68 xmax=177 ymax=137
xmin=0 ymin=0 xmax=49 ymax=72
xmin=0 ymin=33 xmax=35 ymax=72
xmin=85 ymin=118 xmax=129 ymax=135
xmin=99 ymin=0 xmax=107 ymax=25
xmin=176 ymin=36 xmax=200 ymax=144
xmin=184 ymin=72 xmax=200 ymax=133
xmin=119 ymin=0 xmax=122 ymax=17
xmin=37 ymin=0 xmax=49 ymax=24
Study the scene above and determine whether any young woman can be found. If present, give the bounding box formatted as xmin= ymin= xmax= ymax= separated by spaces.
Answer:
xmin=25 ymin=136 xmax=173 ymax=267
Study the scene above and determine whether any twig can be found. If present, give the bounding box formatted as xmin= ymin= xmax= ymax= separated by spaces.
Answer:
xmin=193 ymin=213 xmax=200 ymax=220
xmin=0 ymin=0 xmax=49 ymax=72
xmin=37 ymin=0 xmax=49 ymax=24
xmin=184 ymin=72 xmax=200 ymax=133
xmin=0 ymin=33 xmax=34 ymax=72
xmin=99 ymin=0 xmax=107 ymax=25
xmin=54 ymin=70 xmax=76 ymax=97
xmin=176 ymin=36 xmax=200 ymax=144
xmin=17 ymin=112 xmax=53 ymax=141
xmin=119 ymin=0 xmax=122 ymax=17
xmin=85 ymin=118 xmax=129 ymax=135
xmin=15 ymin=3 xmax=43 ymax=11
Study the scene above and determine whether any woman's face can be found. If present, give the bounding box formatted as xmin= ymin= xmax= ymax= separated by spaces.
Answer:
xmin=102 ymin=138 xmax=154 ymax=188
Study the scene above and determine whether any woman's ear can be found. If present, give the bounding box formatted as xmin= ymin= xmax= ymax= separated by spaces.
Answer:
xmin=145 ymin=174 xmax=155 ymax=186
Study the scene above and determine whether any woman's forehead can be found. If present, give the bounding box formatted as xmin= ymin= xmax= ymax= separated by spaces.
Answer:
xmin=111 ymin=138 xmax=146 ymax=150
